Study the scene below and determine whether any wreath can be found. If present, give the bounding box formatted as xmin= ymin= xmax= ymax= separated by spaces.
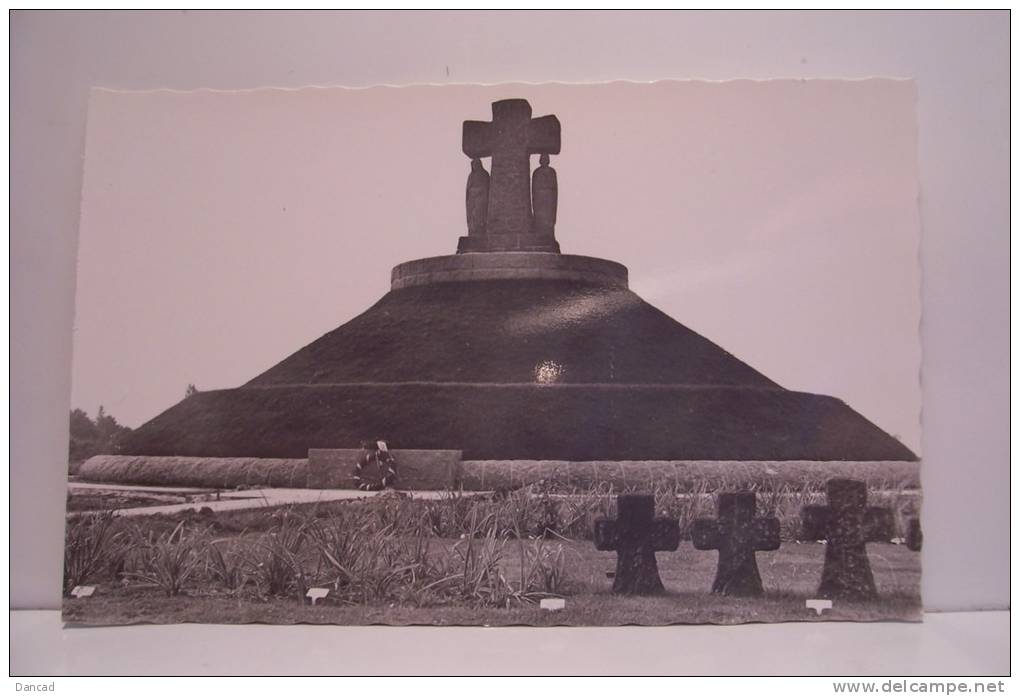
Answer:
xmin=353 ymin=441 xmax=398 ymax=491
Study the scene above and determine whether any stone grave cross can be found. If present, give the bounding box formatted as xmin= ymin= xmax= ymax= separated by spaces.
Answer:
xmin=463 ymin=99 xmax=561 ymax=237
xmin=691 ymin=491 xmax=780 ymax=596
xmin=801 ymin=478 xmax=894 ymax=600
xmin=594 ymin=494 xmax=679 ymax=594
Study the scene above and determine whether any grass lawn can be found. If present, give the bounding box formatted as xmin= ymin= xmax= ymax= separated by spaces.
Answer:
xmin=63 ymin=539 xmax=921 ymax=627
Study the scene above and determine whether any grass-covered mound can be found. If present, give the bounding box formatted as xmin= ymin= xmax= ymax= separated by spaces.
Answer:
xmin=122 ymin=278 xmax=917 ymax=462
xmin=247 ymin=279 xmax=779 ymax=387
xmin=121 ymin=383 xmax=917 ymax=461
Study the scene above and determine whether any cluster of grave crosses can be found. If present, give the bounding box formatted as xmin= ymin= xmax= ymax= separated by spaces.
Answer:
xmin=594 ymin=478 xmax=922 ymax=600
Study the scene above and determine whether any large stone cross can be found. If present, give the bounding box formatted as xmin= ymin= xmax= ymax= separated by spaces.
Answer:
xmin=463 ymin=99 xmax=561 ymax=237
xmin=692 ymin=492 xmax=780 ymax=597
xmin=801 ymin=478 xmax=894 ymax=600
xmin=594 ymin=494 xmax=679 ymax=594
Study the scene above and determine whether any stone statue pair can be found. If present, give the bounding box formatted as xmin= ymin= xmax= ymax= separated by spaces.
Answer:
xmin=466 ymin=153 xmax=557 ymax=238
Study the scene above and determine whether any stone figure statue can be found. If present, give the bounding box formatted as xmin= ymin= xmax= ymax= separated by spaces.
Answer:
xmin=531 ymin=153 xmax=557 ymax=237
xmin=458 ymin=99 xmax=562 ymax=253
xmin=465 ymin=158 xmax=490 ymax=237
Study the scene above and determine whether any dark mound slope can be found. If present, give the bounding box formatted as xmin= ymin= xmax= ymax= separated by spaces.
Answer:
xmin=247 ymin=280 xmax=778 ymax=387
xmin=123 ymin=278 xmax=917 ymax=462
xmin=122 ymin=384 xmax=917 ymax=461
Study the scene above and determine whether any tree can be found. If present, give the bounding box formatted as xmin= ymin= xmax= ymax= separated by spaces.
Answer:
xmin=68 ymin=408 xmax=98 ymax=463
xmin=68 ymin=406 xmax=133 ymax=467
xmin=185 ymin=384 xmax=199 ymax=398
xmin=94 ymin=405 xmax=127 ymax=447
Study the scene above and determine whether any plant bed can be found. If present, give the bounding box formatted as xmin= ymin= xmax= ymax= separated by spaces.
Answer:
xmin=62 ymin=481 xmax=922 ymax=627
xmin=62 ymin=539 xmax=921 ymax=626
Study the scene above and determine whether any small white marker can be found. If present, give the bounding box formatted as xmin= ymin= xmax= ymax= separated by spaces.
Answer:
xmin=306 ymin=587 xmax=330 ymax=605
xmin=806 ymin=598 xmax=833 ymax=615
xmin=71 ymin=585 xmax=96 ymax=598
xmin=540 ymin=598 xmax=566 ymax=611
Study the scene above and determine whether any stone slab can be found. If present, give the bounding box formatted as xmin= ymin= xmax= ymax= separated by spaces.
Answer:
xmin=457 ymin=234 xmax=560 ymax=253
xmin=390 ymin=252 xmax=628 ymax=290
xmin=307 ymin=449 xmax=462 ymax=490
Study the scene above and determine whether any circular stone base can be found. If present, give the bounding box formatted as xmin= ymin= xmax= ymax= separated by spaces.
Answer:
xmin=390 ymin=252 xmax=629 ymax=290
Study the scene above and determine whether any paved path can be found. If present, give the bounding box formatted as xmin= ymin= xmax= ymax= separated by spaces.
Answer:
xmin=109 ymin=488 xmax=377 ymax=517
xmin=68 ymin=482 xmax=476 ymax=517
xmin=68 ymin=481 xmax=216 ymax=494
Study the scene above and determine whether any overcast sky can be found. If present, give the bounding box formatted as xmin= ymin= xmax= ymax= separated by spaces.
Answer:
xmin=73 ymin=80 xmax=922 ymax=453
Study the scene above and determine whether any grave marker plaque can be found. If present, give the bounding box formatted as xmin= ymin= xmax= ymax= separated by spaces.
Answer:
xmin=70 ymin=585 xmax=96 ymax=599
xmin=306 ymin=587 xmax=330 ymax=605
xmin=806 ymin=598 xmax=833 ymax=615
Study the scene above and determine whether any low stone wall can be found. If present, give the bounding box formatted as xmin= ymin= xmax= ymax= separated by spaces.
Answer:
xmin=458 ymin=460 xmax=921 ymax=491
xmin=77 ymin=455 xmax=309 ymax=489
xmin=307 ymin=449 xmax=463 ymax=490
xmin=80 ymin=451 xmax=464 ymax=490
xmin=76 ymin=455 xmax=919 ymax=492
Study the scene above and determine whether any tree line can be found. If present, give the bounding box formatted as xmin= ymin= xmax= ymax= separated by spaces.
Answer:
xmin=69 ymin=406 xmax=132 ymax=464
xmin=70 ymin=386 xmax=198 ymax=466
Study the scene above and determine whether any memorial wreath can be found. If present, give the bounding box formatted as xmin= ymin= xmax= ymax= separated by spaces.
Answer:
xmin=353 ymin=441 xmax=398 ymax=491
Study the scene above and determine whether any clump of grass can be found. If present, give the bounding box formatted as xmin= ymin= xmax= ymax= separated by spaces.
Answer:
xmin=516 ymin=536 xmax=567 ymax=599
xmin=205 ymin=539 xmax=248 ymax=593
xmin=870 ymin=481 xmax=922 ymax=539
xmin=352 ymin=528 xmax=429 ymax=604
xmin=422 ymin=489 xmax=476 ymax=538
xmin=652 ymin=479 xmax=714 ymax=540
xmin=451 ymin=510 xmax=511 ymax=607
xmin=63 ymin=510 xmax=123 ymax=595
xmin=245 ymin=510 xmax=312 ymax=598
xmin=306 ymin=513 xmax=371 ymax=593
xmin=391 ymin=530 xmax=459 ymax=607
xmin=560 ymin=482 xmax=618 ymax=539
xmin=305 ymin=509 xmax=454 ymax=606
xmin=124 ymin=521 xmax=205 ymax=597
xmin=749 ymin=482 xmax=826 ymax=541
xmin=498 ymin=488 xmax=544 ymax=538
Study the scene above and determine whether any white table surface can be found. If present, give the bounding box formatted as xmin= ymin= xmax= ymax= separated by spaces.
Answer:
xmin=11 ymin=609 xmax=1009 ymax=676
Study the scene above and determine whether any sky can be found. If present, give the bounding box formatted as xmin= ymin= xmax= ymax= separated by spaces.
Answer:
xmin=72 ymin=80 xmax=922 ymax=453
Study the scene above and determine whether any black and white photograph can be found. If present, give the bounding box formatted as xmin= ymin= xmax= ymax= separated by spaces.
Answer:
xmin=62 ymin=80 xmax=924 ymax=627
xmin=9 ymin=8 xmax=1012 ymax=680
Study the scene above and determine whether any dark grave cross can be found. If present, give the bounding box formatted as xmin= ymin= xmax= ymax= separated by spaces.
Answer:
xmin=691 ymin=491 xmax=780 ymax=597
xmin=594 ymin=494 xmax=679 ymax=595
xmin=905 ymin=517 xmax=923 ymax=552
xmin=801 ymin=478 xmax=894 ymax=600
xmin=463 ymin=99 xmax=561 ymax=237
